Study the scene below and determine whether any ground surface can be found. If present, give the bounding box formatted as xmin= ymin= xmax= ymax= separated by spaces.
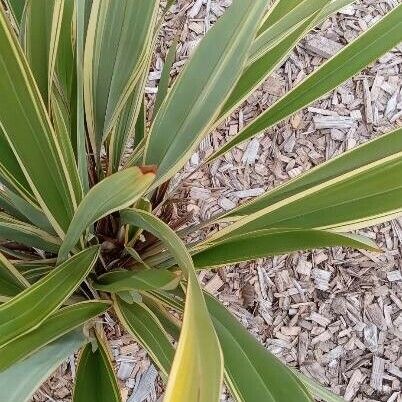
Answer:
xmin=33 ymin=1 xmax=402 ymax=401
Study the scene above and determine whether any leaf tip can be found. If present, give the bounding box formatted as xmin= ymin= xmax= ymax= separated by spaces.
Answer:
xmin=139 ymin=165 xmax=157 ymax=175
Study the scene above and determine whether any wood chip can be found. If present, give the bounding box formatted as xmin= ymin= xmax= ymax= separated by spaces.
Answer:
xmin=370 ymin=356 xmax=385 ymax=391
xmin=304 ymin=35 xmax=343 ymax=58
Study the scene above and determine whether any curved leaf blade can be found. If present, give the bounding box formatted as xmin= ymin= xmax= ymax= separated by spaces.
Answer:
xmin=73 ymin=332 xmax=122 ymax=402
xmin=0 ymin=329 xmax=86 ymax=402
xmin=0 ymin=7 xmax=81 ymax=235
xmin=210 ymin=4 xmax=402 ymax=160
xmin=205 ymin=293 xmax=313 ymax=402
xmin=20 ymin=0 xmax=63 ymax=106
xmin=0 ymin=252 xmax=28 ymax=297
xmin=0 ymin=213 xmax=61 ymax=253
xmin=94 ymin=268 xmax=180 ymax=293
xmin=209 ymin=130 xmax=402 ymax=240
xmin=219 ymin=0 xmax=355 ymax=125
xmin=225 ymin=128 xmax=402 ymax=218
xmin=248 ymin=0 xmax=330 ymax=64
xmin=0 ymin=246 xmax=99 ymax=347
xmin=0 ymin=300 xmax=110 ymax=371
xmin=144 ymin=0 xmax=268 ymax=188
xmin=114 ymin=296 xmax=175 ymax=376
xmin=193 ymin=229 xmax=378 ymax=270
xmin=121 ymin=209 xmax=223 ymax=402
xmin=58 ymin=167 xmax=155 ymax=260
xmin=292 ymin=370 xmax=345 ymax=402
xmin=84 ymin=0 xmax=160 ymax=158
xmin=4 ymin=188 xmax=54 ymax=232
xmin=0 ymin=188 xmax=27 ymax=222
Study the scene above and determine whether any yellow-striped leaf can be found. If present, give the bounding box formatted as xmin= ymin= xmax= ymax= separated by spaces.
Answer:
xmin=4 ymin=188 xmax=54 ymax=232
xmin=84 ymin=0 xmax=160 ymax=159
xmin=94 ymin=268 xmax=180 ymax=293
xmin=210 ymin=4 xmax=402 ymax=161
xmin=205 ymin=293 xmax=313 ymax=402
xmin=248 ymin=0 xmax=330 ymax=65
xmin=144 ymin=0 xmax=268 ymax=188
xmin=75 ymin=0 xmax=92 ymax=192
xmin=193 ymin=229 xmax=378 ymax=270
xmin=0 ymin=300 xmax=110 ymax=371
xmin=0 ymin=131 xmax=34 ymax=203
xmin=0 ymin=7 xmax=81 ymax=236
xmin=0 ymin=330 xmax=86 ymax=402
xmin=73 ymin=331 xmax=122 ymax=402
xmin=227 ymin=128 xmax=402 ymax=219
xmin=20 ymin=0 xmax=63 ymax=106
xmin=0 ymin=246 xmax=99 ymax=347
xmin=121 ymin=209 xmax=223 ymax=402
xmin=219 ymin=0 xmax=355 ymax=125
xmin=58 ymin=167 xmax=155 ymax=260
xmin=114 ymin=296 xmax=175 ymax=376
xmin=4 ymin=0 xmax=26 ymax=27
xmin=0 ymin=213 xmax=61 ymax=253
xmin=292 ymin=371 xmax=345 ymax=402
xmin=0 ymin=189 xmax=26 ymax=221
xmin=211 ymin=129 xmax=402 ymax=239
xmin=55 ymin=0 xmax=75 ymax=104
xmin=0 ymin=252 xmax=28 ymax=298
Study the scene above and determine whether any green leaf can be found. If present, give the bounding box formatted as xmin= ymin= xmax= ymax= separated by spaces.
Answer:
xmin=144 ymin=0 xmax=269 ymax=188
xmin=146 ymin=289 xmax=186 ymax=313
xmin=21 ymin=265 xmax=53 ymax=284
xmin=4 ymin=187 xmax=54 ymax=232
xmin=55 ymin=0 xmax=75 ymax=104
xmin=73 ymin=332 xmax=122 ymax=402
xmin=0 ymin=130 xmax=34 ymax=202
xmin=204 ymin=293 xmax=313 ymax=402
xmin=121 ymin=209 xmax=223 ymax=402
xmin=210 ymin=130 xmax=402 ymax=239
xmin=134 ymin=97 xmax=146 ymax=149
xmin=0 ymin=252 xmax=28 ymax=297
xmin=0 ymin=188 xmax=28 ymax=222
xmin=58 ymin=167 xmax=155 ymax=260
xmin=75 ymin=0 xmax=92 ymax=192
xmin=226 ymin=128 xmax=402 ymax=219
xmin=218 ymin=15 xmax=316 ymax=125
xmin=292 ymin=370 xmax=345 ymax=402
xmin=0 ymin=329 xmax=86 ymax=402
xmin=0 ymin=246 xmax=99 ymax=348
xmin=84 ymin=0 xmax=160 ymax=159
xmin=114 ymin=296 xmax=175 ymax=376
xmin=4 ymin=0 xmax=26 ymax=26
xmin=257 ymin=0 xmax=300 ymax=34
xmin=0 ymin=212 xmax=61 ymax=253
xmin=218 ymin=0 xmax=355 ymax=125
xmin=108 ymin=76 xmax=148 ymax=173
xmin=0 ymin=7 xmax=81 ymax=235
xmin=0 ymin=300 xmax=110 ymax=371
xmin=153 ymin=36 xmax=178 ymax=118
xmin=248 ymin=0 xmax=330 ymax=64
xmin=192 ymin=229 xmax=378 ymax=270
xmin=50 ymin=87 xmax=85 ymax=207
xmin=94 ymin=268 xmax=180 ymax=293
xmin=143 ymin=295 xmax=181 ymax=341
xmin=20 ymin=0 xmax=63 ymax=106
xmin=210 ymin=4 xmax=402 ymax=160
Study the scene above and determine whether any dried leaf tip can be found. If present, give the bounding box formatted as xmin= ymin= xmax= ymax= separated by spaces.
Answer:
xmin=139 ymin=165 xmax=157 ymax=175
